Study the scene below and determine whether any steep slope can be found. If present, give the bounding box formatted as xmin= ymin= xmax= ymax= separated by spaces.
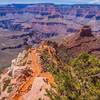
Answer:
xmin=0 ymin=44 xmax=55 ymax=100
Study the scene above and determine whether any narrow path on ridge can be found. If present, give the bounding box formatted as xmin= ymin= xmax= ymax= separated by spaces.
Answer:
xmin=11 ymin=48 xmax=55 ymax=100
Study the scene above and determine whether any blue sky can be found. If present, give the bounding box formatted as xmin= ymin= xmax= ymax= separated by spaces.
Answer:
xmin=0 ymin=0 xmax=100 ymax=4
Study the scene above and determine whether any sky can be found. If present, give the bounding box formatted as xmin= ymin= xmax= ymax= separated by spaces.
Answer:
xmin=0 ymin=0 xmax=100 ymax=4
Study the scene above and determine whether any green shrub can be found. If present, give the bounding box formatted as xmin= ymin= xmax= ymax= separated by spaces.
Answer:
xmin=44 ymin=52 xmax=100 ymax=100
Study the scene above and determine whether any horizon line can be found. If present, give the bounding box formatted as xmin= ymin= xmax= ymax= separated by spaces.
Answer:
xmin=0 ymin=3 xmax=100 ymax=5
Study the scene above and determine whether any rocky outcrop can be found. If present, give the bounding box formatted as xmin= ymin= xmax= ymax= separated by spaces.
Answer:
xmin=22 ymin=77 xmax=51 ymax=100
xmin=0 ymin=46 xmax=55 ymax=100
xmin=62 ymin=26 xmax=100 ymax=59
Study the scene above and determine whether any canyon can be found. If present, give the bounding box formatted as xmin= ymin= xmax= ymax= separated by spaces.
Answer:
xmin=0 ymin=4 xmax=100 ymax=68
xmin=0 ymin=4 xmax=100 ymax=99
xmin=0 ymin=25 xmax=100 ymax=100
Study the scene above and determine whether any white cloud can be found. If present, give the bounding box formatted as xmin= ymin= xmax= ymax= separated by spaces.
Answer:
xmin=90 ymin=0 xmax=100 ymax=4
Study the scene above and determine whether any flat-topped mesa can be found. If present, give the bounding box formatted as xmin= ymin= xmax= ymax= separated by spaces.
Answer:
xmin=79 ymin=25 xmax=94 ymax=37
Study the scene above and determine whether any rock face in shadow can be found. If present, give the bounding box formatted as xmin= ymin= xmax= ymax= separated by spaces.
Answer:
xmin=79 ymin=25 xmax=93 ymax=37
